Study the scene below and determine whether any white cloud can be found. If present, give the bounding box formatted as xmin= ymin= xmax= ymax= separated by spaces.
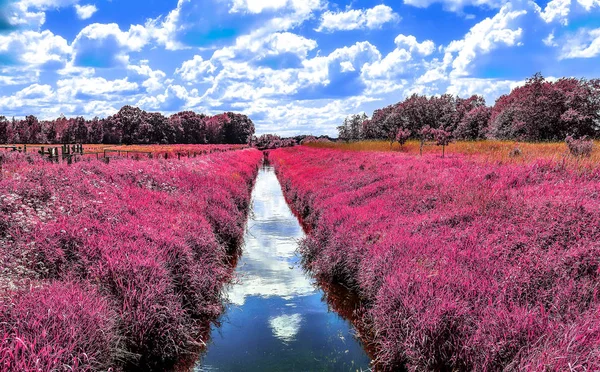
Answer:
xmin=446 ymin=3 xmax=526 ymax=77
xmin=539 ymin=0 xmax=571 ymax=25
xmin=56 ymin=76 xmax=139 ymax=100
xmin=316 ymin=5 xmax=399 ymax=32
xmin=403 ymin=0 xmax=506 ymax=12
xmin=74 ymin=4 xmax=98 ymax=20
xmin=71 ymin=23 xmax=150 ymax=67
xmin=395 ymin=34 xmax=436 ymax=55
xmin=0 ymin=30 xmax=71 ymax=67
xmin=230 ymin=0 xmax=289 ymax=13
xmin=577 ymin=0 xmax=600 ymax=11
xmin=560 ymin=28 xmax=600 ymax=59
xmin=176 ymin=55 xmax=217 ymax=82
xmin=543 ymin=31 xmax=558 ymax=47
xmin=136 ymin=84 xmax=192 ymax=112
xmin=127 ymin=61 xmax=169 ymax=93
xmin=446 ymin=77 xmax=525 ymax=103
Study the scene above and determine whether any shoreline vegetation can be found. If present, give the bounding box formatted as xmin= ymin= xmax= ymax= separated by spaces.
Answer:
xmin=0 ymin=147 xmax=262 ymax=370
xmin=270 ymin=145 xmax=600 ymax=370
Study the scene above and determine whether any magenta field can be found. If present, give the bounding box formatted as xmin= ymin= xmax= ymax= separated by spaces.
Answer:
xmin=0 ymin=148 xmax=262 ymax=370
xmin=269 ymin=146 xmax=600 ymax=371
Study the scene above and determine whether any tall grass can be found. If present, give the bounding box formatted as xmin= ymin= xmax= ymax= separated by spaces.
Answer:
xmin=271 ymin=146 xmax=600 ymax=371
xmin=0 ymin=149 xmax=262 ymax=370
xmin=308 ymin=140 xmax=600 ymax=167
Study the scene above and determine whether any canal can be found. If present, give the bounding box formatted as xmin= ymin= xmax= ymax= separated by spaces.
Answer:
xmin=195 ymin=165 xmax=371 ymax=371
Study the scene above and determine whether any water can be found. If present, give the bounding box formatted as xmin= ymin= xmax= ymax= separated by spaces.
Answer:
xmin=195 ymin=166 xmax=372 ymax=371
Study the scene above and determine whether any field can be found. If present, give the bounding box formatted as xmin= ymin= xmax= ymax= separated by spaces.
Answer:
xmin=1 ymin=144 xmax=248 ymax=161
xmin=269 ymin=145 xmax=600 ymax=370
xmin=308 ymin=140 xmax=600 ymax=166
xmin=0 ymin=148 xmax=262 ymax=370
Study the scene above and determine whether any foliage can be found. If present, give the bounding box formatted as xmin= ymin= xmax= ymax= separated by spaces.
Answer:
xmin=0 ymin=106 xmax=255 ymax=145
xmin=270 ymin=146 xmax=600 ymax=371
xmin=339 ymin=73 xmax=600 ymax=143
xmin=252 ymin=134 xmax=296 ymax=150
xmin=566 ymin=135 xmax=594 ymax=157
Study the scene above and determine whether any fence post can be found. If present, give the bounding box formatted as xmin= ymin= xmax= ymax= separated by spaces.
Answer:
xmin=178 ymin=153 xmax=181 ymax=160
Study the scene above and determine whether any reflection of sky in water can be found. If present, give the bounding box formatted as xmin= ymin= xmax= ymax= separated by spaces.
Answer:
xmin=228 ymin=166 xmax=315 ymax=307
xmin=197 ymin=166 xmax=371 ymax=372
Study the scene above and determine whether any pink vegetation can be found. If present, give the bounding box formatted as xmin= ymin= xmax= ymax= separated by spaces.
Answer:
xmin=270 ymin=146 xmax=600 ymax=371
xmin=0 ymin=149 xmax=262 ymax=370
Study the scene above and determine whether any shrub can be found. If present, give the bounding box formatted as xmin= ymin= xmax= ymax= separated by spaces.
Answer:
xmin=566 ymin=135 xmax=594 ymax=157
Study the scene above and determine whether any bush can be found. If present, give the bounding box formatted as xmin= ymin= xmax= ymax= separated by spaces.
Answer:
xmin=566 ymin=135 xmax=594 ymax=157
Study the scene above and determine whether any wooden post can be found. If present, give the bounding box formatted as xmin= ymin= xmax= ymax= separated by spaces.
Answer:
xmin=164 ymin=153 xmax=168 ymax=160
xmin=178 ymin=153 xmax=181 ymax=160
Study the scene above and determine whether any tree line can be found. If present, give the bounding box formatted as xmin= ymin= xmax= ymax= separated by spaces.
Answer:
xmin=0 ymin=106 xmax=255 ymax=145
xmin=339 ymin=73 xmax=600 ymax=143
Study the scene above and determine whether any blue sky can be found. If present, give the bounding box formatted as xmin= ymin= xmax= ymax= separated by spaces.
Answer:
xmin=0 ymin=0 xmax=599 ymax=135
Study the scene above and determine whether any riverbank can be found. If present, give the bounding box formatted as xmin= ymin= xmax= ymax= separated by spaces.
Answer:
xmin=270 ymin=146 xmax=600 ymax=370
xmin=0 ymin=149 xmax=262 ymax=370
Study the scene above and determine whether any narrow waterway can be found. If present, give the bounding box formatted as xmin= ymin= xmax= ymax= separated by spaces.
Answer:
xmin=195 ymin=165 xmax=371 ymax=371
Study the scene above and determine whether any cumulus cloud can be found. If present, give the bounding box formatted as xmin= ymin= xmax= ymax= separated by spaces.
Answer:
xmin=315 ymin=5 xmax=399 ymax=32
xmin=0 ymin=29 xmax=71 ymax=69
xmin=71 ymin=23 xmax=149 ymax=67
xmin=560 ymin=28 xmax=600 ymax=59
xmin=74 ymin=4 xmax=97 ymax=20
xmin=446 ymin=3 xmax=526 ymax=77
xmin=403 ymin=0 xmax=506 ymax=12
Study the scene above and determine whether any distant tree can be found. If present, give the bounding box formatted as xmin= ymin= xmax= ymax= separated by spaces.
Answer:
xmin=170 ymin=111 xmax=206 ymax=144
xmin=396 ymin=128 xmax=411 ymax=149
xmin=431 ymin=128 xmax=453 ymax=158
xmin=489 ymin=73 xmax=600 ymax=141
xmin=147 ymin=112 xmax=174 ymax=144
xmin=118 ymin=106 xmax=145 ymax=145
xmin=102 ymin=115 xmax=122 ymax=144
xmin=0 ymin=116 xmax=8 ymax=144
xmin=205 ymin=115 xmax=226 ymax=144
xmin=338 ymin=113 xmax=368 ymax=142
xmin=454 ymin=106 xmax=491 ymax=140
xmin=89 ymin=117 xmax=103 ymax=144
xmin=74 ymin=117 xmax=88 ymax=144
xmin=383 ymin=111 xmax=404 ymax=148
xmin=223 ymin=112 xmax=255 ymax=144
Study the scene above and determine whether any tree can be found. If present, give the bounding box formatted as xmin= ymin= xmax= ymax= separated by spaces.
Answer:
xmin=147 ymin=112 xmax=174 ymax=144
xmin=205 ymin=115 xmax=226 ymax=144
xmin=74 ymin=117 xmax=88 ymax=144
xmin=454 ymin=106 xmax=491 ymax=140
xmin=0 ymin=116 xmax=8 ymax=144
xmin=337 ymin=113 xmax=367 ymax=142
xmin=170 ymin=111 xmax=206 ymax=144
xmin=223 ymin=112 xmax=255 ymax=144
xmin=431 ymin=128 xmax=453 ymax=158
xmin=118 ymin=106 xmax=145 ymax=145
xmin=396 ymin=128 xmax=411 ymax=149
xmin=383 ymin=112 xmax=404 ymax=148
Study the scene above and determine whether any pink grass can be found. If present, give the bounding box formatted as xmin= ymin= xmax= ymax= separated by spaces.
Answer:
xmin=270 ymin=146 xmax=600 ymax=371
xmin=0 ymin=149 xmax=262 ymax=370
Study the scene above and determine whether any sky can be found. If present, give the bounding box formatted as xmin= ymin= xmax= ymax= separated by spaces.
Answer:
xmin=0 ymin=0 xmax=599 ymax=136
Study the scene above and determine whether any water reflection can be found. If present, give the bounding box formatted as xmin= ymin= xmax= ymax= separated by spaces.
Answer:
xmin=196 ymin=166 xmax=371 ymax=371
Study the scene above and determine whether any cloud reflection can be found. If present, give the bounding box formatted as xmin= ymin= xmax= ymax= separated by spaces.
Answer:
xmin=227 ymin=167 xmax=316 ymax=307
xmin=269 ymin=314 xmax=302 ymax=343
